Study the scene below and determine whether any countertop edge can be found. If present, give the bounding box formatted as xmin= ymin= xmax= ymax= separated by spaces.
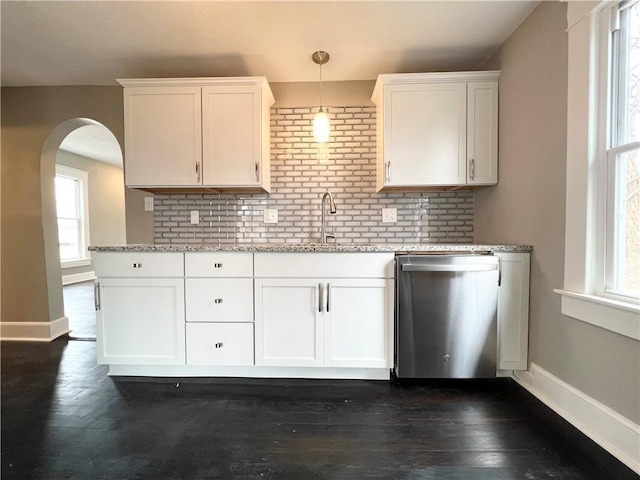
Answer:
xmin=89 ymin=244 xmax=533 ymax=253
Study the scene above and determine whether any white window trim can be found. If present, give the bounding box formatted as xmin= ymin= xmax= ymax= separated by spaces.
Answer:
xmin=55 ymin=164 xmax=91 ymax=269
xmin=559 ymin=1 xmax=640 ymax=341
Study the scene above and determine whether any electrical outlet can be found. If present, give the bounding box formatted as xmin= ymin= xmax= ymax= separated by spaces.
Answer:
xmin=144 ymin=197 xmax=154 ymax=212
xmin=382 ymin=208 xmax=397 ymax=223
xmin=264 ymin=209 xmax=278 ymax=224
xmin=190 ymin=210 xmax=200 ymax=225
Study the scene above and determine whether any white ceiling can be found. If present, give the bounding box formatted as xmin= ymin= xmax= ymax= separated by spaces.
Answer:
xmin=58 ymin=125 xmax=123 ymax=167
xmin=1 ymin=1 xmax=540 ymax=87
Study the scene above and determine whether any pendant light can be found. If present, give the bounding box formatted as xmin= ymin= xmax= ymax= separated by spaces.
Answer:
xmin=312 ymin=51 xmax=330 ymax=143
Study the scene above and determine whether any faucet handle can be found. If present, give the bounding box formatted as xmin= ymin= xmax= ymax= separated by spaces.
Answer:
xmin=326 ymin=228 xmax=336 ymax=241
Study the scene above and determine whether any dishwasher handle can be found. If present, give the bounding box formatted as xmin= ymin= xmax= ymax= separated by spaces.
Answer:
xmin=401 ymin=264 xmax=498 ymax=272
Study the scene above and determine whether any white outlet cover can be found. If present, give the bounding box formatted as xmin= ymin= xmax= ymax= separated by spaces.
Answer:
xmin=144 ymin=197 xmax=154 ymax=212
xmin=190 ymin=210 xmax=199 ymax=225
xmin=382 ymin=208 xmax=397 ymax=223
xmin=264 ymin=209 xmax=278 ymax=224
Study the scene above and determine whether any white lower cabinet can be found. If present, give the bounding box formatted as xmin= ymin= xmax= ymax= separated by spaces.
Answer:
xmin=496 ymin=252 xmax=531 ymax=370
xmin=254 ymin=254 xmax=394 ymax=370
xmin=96 ymin=277 xmax=186 ymax=365
xmin=93 ymin=250 xmax=529 ymax=377
xmin=184 ymin=255 xmax=255 ymax=366
xmin=186 ymin=323 xmax=254 ymax=366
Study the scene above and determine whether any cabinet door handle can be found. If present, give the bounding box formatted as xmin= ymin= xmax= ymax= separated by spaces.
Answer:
xmin=215 ymin=342 xmax=224 ymax=349
xmin=318 ymin=283 xmax=323 ymax=313
xmin=133 ymin=263 xmax=142 ymax=268
xmin=94 ymin=282 xmax=101 ymax=311
xmin=214 ymin=263 xmax=223 ymax=269
xmin=326 ymin=283 xmax=331 ymax=312
xmin=255 ymin=161 xmax=259 ymax=182
xmin=214 ymin=298 xmax=223 ymax=304
xmin=196 ymin=161 xmax=201 ymax=182
xmin=497 ymin=256 xmax=502 ymax=287
xmin=470 ymin=158 xmax=475 ymax=181
xmin=385 ymin=161 xmax=391 ymax=183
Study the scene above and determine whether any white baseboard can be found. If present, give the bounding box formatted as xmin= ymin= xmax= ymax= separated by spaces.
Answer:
xmin=62 ymin=271 xmax=95 ymax=286
xmin=513 ymin=362 xmax=640 ymax=474
xmin=1 ymin=316 xmax=70 ymax=342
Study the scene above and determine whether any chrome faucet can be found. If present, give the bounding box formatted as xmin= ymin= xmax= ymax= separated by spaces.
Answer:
xmin=320 ymin=191 xmax=337 ymax=243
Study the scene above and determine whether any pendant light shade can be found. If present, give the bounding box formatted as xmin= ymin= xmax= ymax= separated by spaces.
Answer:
xmin=313 ymin=109 xmax=330 ymax=143
xmin=312 ymin=51 xmax=330 ymax=143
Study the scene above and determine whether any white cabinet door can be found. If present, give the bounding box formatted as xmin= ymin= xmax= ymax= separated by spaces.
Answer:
xmin=123 ymin=86 xmax=202 ymax=187
xmin=467 ymin=81 xmax=498 ymax=185
xmin=383 ymin=82 xmax=467 ymax=187
xmin=323 ymin=279 xmax=393 ymax=368
xmin=202 ymin=85 xmax=262 ymax=187
xmin=254 ymin=278 xmax=323 ymax=367
xmin=496 ymin=253 xmax=530 ymax=370
xmin=96 ymin=278 xmax=185 ymax=365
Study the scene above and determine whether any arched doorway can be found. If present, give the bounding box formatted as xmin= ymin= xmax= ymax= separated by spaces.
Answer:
xmin=41 ymin=118 xmax=124 ymax=339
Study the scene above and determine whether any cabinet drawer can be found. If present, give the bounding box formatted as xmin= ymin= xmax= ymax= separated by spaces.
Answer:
xmin=185 ymin=278 xmax=254 ymax=322
xmin=185 ymin=253 xmax=253 ymax=277
xmin=93 ymin=252 xmax=183 ymax=277
xmin=254 ymin=253 xmax=395 ymax=278
xmin=186 ymin=323 xmax=254 ymax=366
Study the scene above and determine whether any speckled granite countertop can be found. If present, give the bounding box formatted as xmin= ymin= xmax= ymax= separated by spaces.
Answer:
xmin=89 ymin=243 xmax=532 ymax=253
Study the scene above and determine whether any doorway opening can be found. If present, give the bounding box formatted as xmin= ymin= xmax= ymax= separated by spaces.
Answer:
xmin=42 ymin=119 xmax=124 ymax=341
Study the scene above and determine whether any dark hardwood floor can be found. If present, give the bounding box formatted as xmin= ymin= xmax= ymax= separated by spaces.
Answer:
xmin=62 ymin=281 xmax=96 ymax=339
xmin=1 ymin=338 xmax=637 ymax=480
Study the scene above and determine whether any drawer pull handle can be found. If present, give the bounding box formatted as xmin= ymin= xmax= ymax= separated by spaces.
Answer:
xmin=214 ymin=263 xmax=223 ymax=268
xmin=215 ymin=342 xmax=224 ymax=349
xmin=133 ymin=263 xmax=142 ymax=268
xmin=214 ymin=298 xmax=223 ymax=304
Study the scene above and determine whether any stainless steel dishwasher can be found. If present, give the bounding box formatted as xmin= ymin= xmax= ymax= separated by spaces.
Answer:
xmin=394 ymin=253 xmax=500 ymax=379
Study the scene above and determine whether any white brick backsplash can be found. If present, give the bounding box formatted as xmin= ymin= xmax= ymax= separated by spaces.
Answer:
xmin=153 ymin=106 xmax=474 ymax=244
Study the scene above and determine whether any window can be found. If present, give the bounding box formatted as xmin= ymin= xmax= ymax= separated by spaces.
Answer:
xmin=606 ymin=0 xmax=639 ymax=301
xmin=557 ymin=1 xmax=639 ymax=341
xmin=55 ymin=165 xmax=90 ymax=267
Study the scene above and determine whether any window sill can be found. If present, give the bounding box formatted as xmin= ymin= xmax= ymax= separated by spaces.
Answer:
xmin=61 ymin=258 xmax=92 ymax=269
xmin=554 ymin=289 xmax=640 ymax=341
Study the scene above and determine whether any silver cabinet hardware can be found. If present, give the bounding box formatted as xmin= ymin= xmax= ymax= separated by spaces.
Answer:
xmin=470 ymin=158 xmax=475 ymax=181
xmin=195 ymin=161 xmax=201 ymax=182
xmin=401 ymin=264 xmax=498 ymax=272
xmin=214 ymin=263 xmax=223 ymax=268
xmin=385 ymin=161 xmax=391 ymax=183
xmin=214 ymin=298 xmax=223 ymax=304
xmin=498 ymin=256 xmax=502 ymax=287
xmin=215 ymin=342 xmax=224 ymax=349
xmin=318 ymin=283 xmax=323 ymax=313
xmin=255 ymin=161 xmax=259 ymax=182
xmin=133 ymin=263 xmax=142 ymax=268
xmin=94 ymin=282 xmax=101 ymax=311
xmin=326 ymin=283 xmax=331 ymax=312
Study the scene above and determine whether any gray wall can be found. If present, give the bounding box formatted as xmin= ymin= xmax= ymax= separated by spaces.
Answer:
xmin=56 ymin=150 xmax=127 ymax=277
xmin=475 ymin=1 xmax=640 ymax=423
xmin=1 ymin=86 xmax=153 ymax=324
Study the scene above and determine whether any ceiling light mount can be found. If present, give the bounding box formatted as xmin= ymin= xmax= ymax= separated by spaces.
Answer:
xmin=312 ymin=51 xmax=330 ymax=66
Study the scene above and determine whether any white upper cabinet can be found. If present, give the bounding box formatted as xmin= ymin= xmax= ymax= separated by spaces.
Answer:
xmin=372 ymin=71 xmax=499 ymax=191
xmin=119 ymin=77 xmax=274 ymax=192
xmin=123 ymin=86 xmax=202 ymax=187
xmin=467 ymin=81 xmax=499 ymax=185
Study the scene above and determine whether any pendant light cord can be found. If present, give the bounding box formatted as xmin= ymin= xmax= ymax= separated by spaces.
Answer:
xmin=319 ymin=62 xmax=324 ymax=112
